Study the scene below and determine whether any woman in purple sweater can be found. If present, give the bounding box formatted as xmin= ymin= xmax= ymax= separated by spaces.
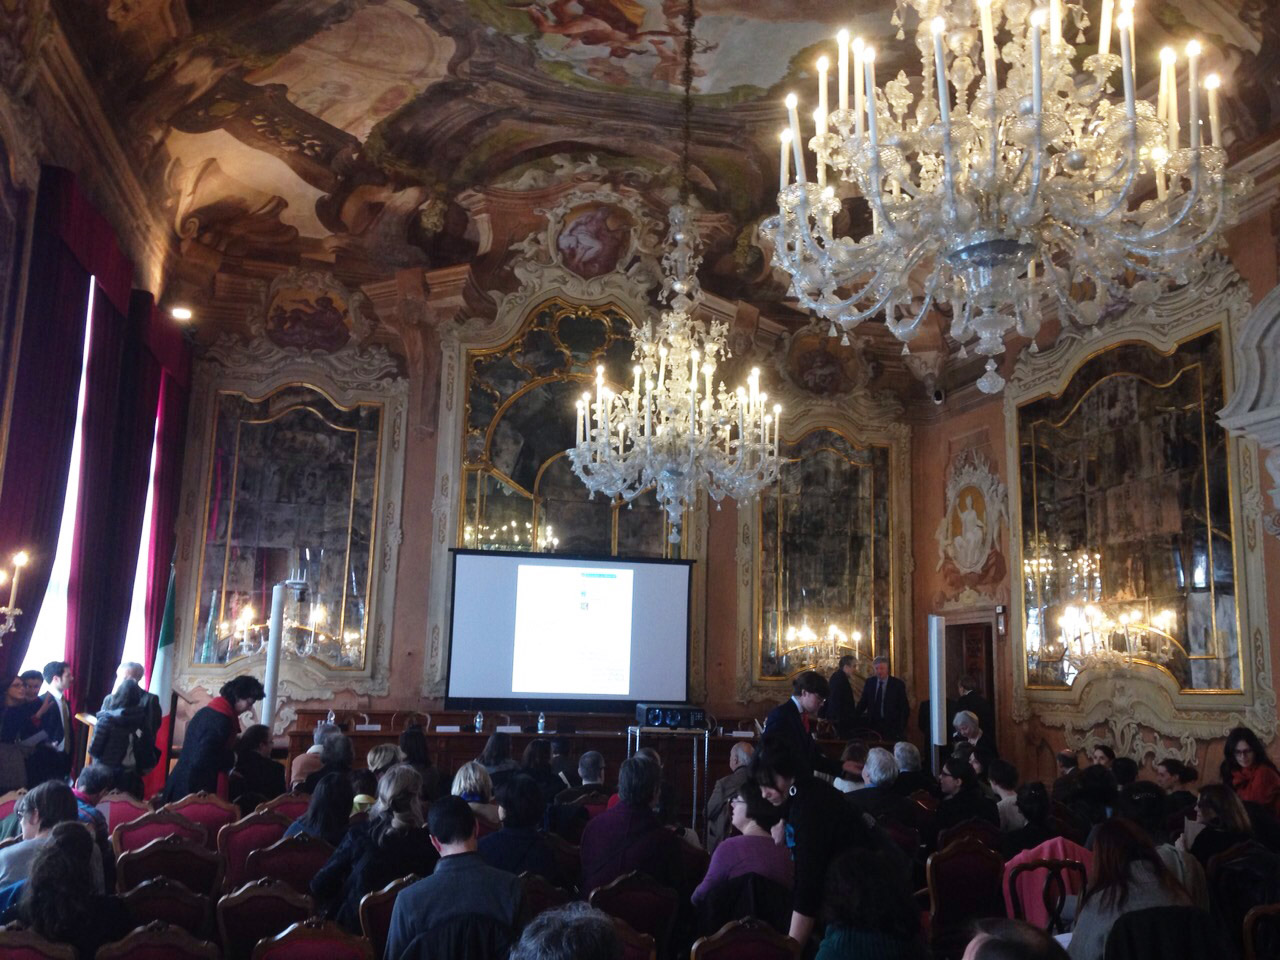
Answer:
xmin=692 ymin=781 xmax=793 ymax=904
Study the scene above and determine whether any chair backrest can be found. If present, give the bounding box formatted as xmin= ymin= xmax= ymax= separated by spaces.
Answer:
xmin=358 ymin=873 xmax=421 ymax=960
xmin=937 ymin=816 xmax=1002 ymax=852
xmin=1206 ymin=840 xmax=1280 ymax=959
xmin=0 ymin=926 xmax=77 ymax=960
xmin=910 ymin=789 xmax=939 ymax=813
xmin=611 ymin=915 xmax=657 ymax=960
xmin=1102 ymin=905 xmax=1221 ymax=960
xmin=255 ymin=792 xmax=311 ymax=821
xmin=926 ymin=837 xmax=1007 ymax=960
xmin=877 ymin=815 xmax=922 ymax=858
xmin=1049 ymin=801 xmax=1091 ymax=846
xmin=165 ymin=792 xmax=241 ymax=850
xmin=99 ymin=790 xmax=152 ymax=835
xmin=217 ymin=878 xmax=316 ymax=960
xmin=539 ymin=829 xmax=581 ymax=890
xmin=680 ymin=840 xmax=712 ymax=889
xmin=217 ymin=810 xmax=292 ymax=892
xmin=251 ymin=917 xmax=375 ymax=960
xmin=1006 ymin=859 xmax=1088 ymax=934
xmin=693 ymin=871 xmax=793 ymax=938
xmin=120 ymin=876 xmax=214 ymax=939
xmin=244 ymin=833 xmax=335 ymax=895
xmin=690 ymin=917 xmax=803 ymax=960
xmin=519 ymin=871 xmax=574 ymax=920
xmin=117 ymin=834 xmax=226 ymax=897
xmin=1244 ymin=902 xmax=1280 ymax=960
xmin=398 ymin=912 xmax=517 ymax=960
xmin=95 ymin=920 xmax=220 ymax=960
xmin=112 ymin=809 xmax=207 ymax=859
xmin=589 ymin=871 xmax=679 ymax=957
xmin=0 ymin=788 xmax=26 ymax=821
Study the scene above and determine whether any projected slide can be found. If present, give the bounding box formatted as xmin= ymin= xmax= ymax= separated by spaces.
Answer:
xmin=511 ymin=565 xmax=634 ymax=695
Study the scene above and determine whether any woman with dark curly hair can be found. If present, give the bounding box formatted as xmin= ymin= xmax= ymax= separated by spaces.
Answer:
xmin=162 ymin=675 xmax=264 ymax=801
xmin=815 ymin=847 xmax=926 ymax=960
xmin=1219 ymin=726 xmax=1280 ymax=818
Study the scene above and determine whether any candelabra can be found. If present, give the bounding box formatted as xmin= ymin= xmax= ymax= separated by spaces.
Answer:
xmin=0 ymin=551 xmax=28 ymax=647
xmin=765 ymin=0 xmax=1249 ymax=393
xmin=780 ymin=620 xmax=869 ymax=673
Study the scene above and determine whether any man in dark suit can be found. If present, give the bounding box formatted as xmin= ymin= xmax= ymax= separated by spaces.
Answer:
xmin=763 ymin=670 xmax=838 ymax=777
xmin=820 ymin=656 xmax=858 ymax=738
xmin=957 ymin=674 xmax=995 ymax=745
xmin=856 ymin=657 xmax=909 ymax=741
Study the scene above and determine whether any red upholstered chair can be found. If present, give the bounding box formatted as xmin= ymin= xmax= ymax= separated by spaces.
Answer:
xmin=519 ymin=871 xmax=574 ymax=920
xmin=218 ymin=810 xmax=291 ymax=892
xmin=1006 ymin=858 xmax=1088 ymax=934
xmin=256 ymin=791 xmax=310 ymax=821
xmin=0 ymin=926 xmax=76 ymax=960
xmin=926 ymin=837 xmax=1008 ymax=960
xmin=359 ymin=873 xmax=421 ymax=960
xmin=112 ymin=809 xmax=207 ymax=859
xmin=165 ymin=792 xmax=241 ymax=850
xmin=579 ymin=791 xmax=611 ymax=820
xmin=610 ymin=916 xmax=657 ymax=960
xmin=99 ymin=790 xmax=151 ymax=836
xmin=540 ymin=830 xmax=581 ymax=890
xmin=95 ymin=920 xmax=220 ymax=960
xmin=251 ymin=918 xmax=375 ymax=960
xmin=681 ymin=841 xmax=712 ymax=889
xmin=1244 ymin=902 xmax=1280 ymax=960
xmin=117 ymin=834 xmax=225 ymax=897
xmin=217 ymin=878 xmax=315 ymax=960
xmin=120 ymin=876 xmax=214 ymax=939
xmin=244 ymin=833 xmax=335 ymax=895
xmin=936 ymin=816 xmax=1002 ymax=853
xmin=589 ymin=871 xmax=679 ymax=958
xmin=690 ymin=918 xmax=803 ymax=960
xmin=910 ymin=789 xmax=939 ymax=813
xmin=0 ymin=788 xmax=26 ymax=821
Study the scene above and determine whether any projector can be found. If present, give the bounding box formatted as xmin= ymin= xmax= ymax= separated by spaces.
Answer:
xmin=636 ymin=703 xmax=706 ymax=730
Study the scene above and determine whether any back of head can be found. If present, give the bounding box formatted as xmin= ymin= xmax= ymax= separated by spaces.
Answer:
xmin=303 ymin=772 xmax=356 ymax=836
xmin=20 ymin=781 xmax=78 ymax=830
xmin=107 ymin=677 xmax=142 ymax=710
xmin=1158 ymin=758 xmax=1197 ymax=786
xmin=236 ymin=724 xmax=271 ymax=759
xmin=1078 ymin=764 xmax=1118 ymax=808
xmin=791 ymin=669 xmax=829 ymax=699
xmin=371 ymin=763 xmax=424 ymax=840
xmin=841 ymin=740 xmax=869 ymax=766
xmin=497 ymin=775 xmax=546 ymax=830
xmin=1056 ymin=750 xmax=1079 ymax=772
xmin=1117 ymin=781 xmax=1171 ymax=842
xmin=320 ymin=731 xmax=354 ymax=769
xmin=367 ymin=743 xmax=405 ymax=774
xmin=729 ymin=741 xmax=755 ymax=770
xmin=863 ymin=747 xmax=898 ymax=786
xmin=429 ymin=794 xmax=477 ymax=845
xmin=452 ymin=760 xmax=494 ymax=801
xmin=752 ymin=736 xmax=801 ymax=789
xmin=312 ymin=721 xmax=339 ymax=746
xmin=894 ymin=741 xmax=922 ymax=773
xmin=550 ymin=737 xmax=571 ymax=757
xmin=579 ymin=750 xmax=605 ymax=784
xmin=1014 ymin=782 xmax=1051 ymax=827
xmin=988 ymin=759 xmax=1019 ymax=793
xmin=480 ymin=732 xmax=512 ymax=766
xmin=76 ymin=763 xmax=115 ymax=797
xmin=967 ymin=919 xmax=1070 ymax=960
xmin=1197 ymin=783 xmax=1252 ymax=834
xmin=219 ymin=675 xmax=265 ymax=705
xmin=823 ymin=847 xmax=920 ymax=941
xmin=1087 ymin=818 xmax=1175 ymax=910
xmin=510 ymin=903 xmax=621 ymax=960
xmin=1111 ymin=756 xmax=1138 ymax=787
xmin=21 ymin=823 xmax=95 ymax=940
xmin=618 ymin=755 xmax=660 ymax=806
xmin=958 ymin=674 xmax=978 ymax=695
xmin=398 ymin=725 xmax=430 ymax=765
xmin=522 ymin=738 xmax=552 ymax=770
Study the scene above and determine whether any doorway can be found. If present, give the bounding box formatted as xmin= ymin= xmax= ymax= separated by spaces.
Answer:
xmin=945 ymin=620 xmax=995 ymax=725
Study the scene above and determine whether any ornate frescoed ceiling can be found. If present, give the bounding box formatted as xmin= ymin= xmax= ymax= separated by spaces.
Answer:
xmin=49 ymin=0 xmax=1280 ymax=395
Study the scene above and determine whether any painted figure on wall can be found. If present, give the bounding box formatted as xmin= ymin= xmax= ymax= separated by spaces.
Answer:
xmin=557 ymin=204 xmax=632 ymax=278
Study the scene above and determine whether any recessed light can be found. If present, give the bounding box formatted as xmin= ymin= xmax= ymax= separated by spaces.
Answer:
xmin=171 ymin=306 xmax=193 ymax=321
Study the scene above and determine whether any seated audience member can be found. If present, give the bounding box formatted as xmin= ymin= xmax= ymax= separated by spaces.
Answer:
xmin=1068 ymin=818 xmax=1190 ymax=960
xmin=351 ymin=769 xmax=378 ymax=814
xmin=892 ymin=741 xmax=939 ymax=797
xmin=1091 ymin=744 xmax=1116 ymax=769
xmin=963 ymin=919 xmax=1070 ymax=960
xmin=453 ymin=760 xmax=501 ymax=827
xmin=1184 ymin=783 xmax=1253 ymax=868
xmin=71 ymin=763 xmax=115 ymax=891
xmin=753 ymin=736 xmax=874 ymax=947
xmin=1110 ymin=756 xmax=1138 ymax=788
xmin=692 ymin=780 xmax=792 ymax=905
xmin=847 ymin=747 xmax=918 ymax=827
xmin=0 ymin=781 xmax=102 ymax=891
xmin=933 ymin=753 xmax=999 ymax=845
xmin=815 ymin=847 xmax=926 ymax=960
xmin=510 ymin=903 xmax=620 ymax=960
xmin=581 ymin=754 xmax=683 ymax=896
xmin=367 ymin=743 xmax=405 ymax=779
xmin=764 ymin=670 xmax=840 ymax=777
xmin=291 ymin=721 xmax=338 ymax=789
xmin=384 ymin=795 xmax=525 ymax=960
xmin=969 ymin=748 xmax=999 ymax=800
xmin=705 ymin=741 xmax=754 ymax=853
xmin=7 ymin=822 xmax=132 ymax=956
xmin=956 ymin=675 xmax=995 ymax=745
xmin=989 ymin=759 xmax=1026 ymax=832
xmin=521 ymin=737 xmax=566 ymax=805
xmin=1051 ymin=750 xmax=1082 ymax=803
xmin=89 ymin=676 xmax=153 ymax=796
xmin=1000 ymin=782 xmax=1057 ymax=859
xmin=478 ymin=731 xmax=521 ymax=787
xmin=1070 ymin=764 xmax=1118 ymax=826
xmin=229 ymin=723 xmax=285 ymax=811
xmin=302 ymin=730 xmax=354 ymax=794
xmin=833 ymin=740 xmax=869 ymax=792
xmin=478 ymin=774 xmax=558 ymax=879
xmin=549 ymin=737 xmax=580 ymax=791
xmin=1154 ymin=758 xmax=1198 ymax=814
xmin=555 ymin=749 xmax=608 ymax=805
xmin=953 ymin=710 xmax=998 ymax=758
xmin=311 ymin=764 xmax=438 ymax=930
xmin=1115 ymin=781 xmax=1208 ymax=908
xmin=400 ymin=724 xmax=447 ymax=801
xmin=163 ymin=675 xmax=264 ymax=802
xmin=1220 ymin=725 xmax=1280 ymax=818
xmin=285 ymin=771 xmax=355 ymax=847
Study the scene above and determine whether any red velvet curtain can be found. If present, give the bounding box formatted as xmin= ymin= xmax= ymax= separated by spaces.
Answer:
xmin=142 ymin=369 xmax=189 ymax=684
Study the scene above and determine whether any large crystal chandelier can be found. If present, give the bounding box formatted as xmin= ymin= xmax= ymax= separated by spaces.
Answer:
xmin=764 ymin=0 xmax=1249 ymax=393
xmin=567 ymin=0 xmax=783 ymax=542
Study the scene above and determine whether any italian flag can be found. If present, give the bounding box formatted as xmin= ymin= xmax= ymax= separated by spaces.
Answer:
xmin=142 ymin=564 xmax=176 ymax=798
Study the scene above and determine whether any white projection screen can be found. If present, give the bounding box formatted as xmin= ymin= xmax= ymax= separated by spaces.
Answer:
xmin=447 ymin=551 xmax=692 ymax=708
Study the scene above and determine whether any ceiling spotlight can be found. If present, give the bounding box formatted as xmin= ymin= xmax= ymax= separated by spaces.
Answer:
xmin=170 ymin=306 xmax=193 ymax=321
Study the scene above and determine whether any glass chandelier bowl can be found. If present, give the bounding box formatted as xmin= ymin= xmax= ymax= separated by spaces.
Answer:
xmin=764 ymin=0 xmax=1250 ymax=393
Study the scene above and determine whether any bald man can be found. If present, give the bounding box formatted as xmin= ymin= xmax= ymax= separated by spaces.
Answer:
xmin=705 ymin=741 xmax=755 ymax=853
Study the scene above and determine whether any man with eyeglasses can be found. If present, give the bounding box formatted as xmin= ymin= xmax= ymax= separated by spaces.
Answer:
xmin=763 ymin=670 xmax=839 ymax=778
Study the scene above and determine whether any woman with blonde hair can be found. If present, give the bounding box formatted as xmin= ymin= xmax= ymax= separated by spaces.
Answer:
xmin=452 ymin=759 xmax=501 ymax=827
xmin=311 ymin=764 xmax=437 ymax=930
xmin=367 ymin=743 xmax=405 ymax=779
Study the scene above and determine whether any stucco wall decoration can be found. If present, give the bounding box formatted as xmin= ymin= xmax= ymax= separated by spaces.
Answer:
xmin=935 ymin=449 xmax=1008 ymax=590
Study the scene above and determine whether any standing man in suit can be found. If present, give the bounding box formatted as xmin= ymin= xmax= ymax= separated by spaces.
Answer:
xmin=763 ymin=671 xmax=838 ymax=777
xmin=40 ymin=662 xmax=73 ymax=754
xmin=956 ymin=674 xmax=995 ymax=745
xmin=856 ymin=656 xmax=909 ymax=741
xmin=821 ymin=656 xmax=858 ymax=738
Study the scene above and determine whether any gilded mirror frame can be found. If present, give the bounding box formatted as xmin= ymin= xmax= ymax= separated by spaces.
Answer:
xmin=1004 ymin=259 xmax=1276 ymax=760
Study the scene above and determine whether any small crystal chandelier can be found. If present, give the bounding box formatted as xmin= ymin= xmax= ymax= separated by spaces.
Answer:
xmin=567 ymin=0 xmax=783 ymax=542
xmin=764 ymin=0 xmax=1250 ymax=393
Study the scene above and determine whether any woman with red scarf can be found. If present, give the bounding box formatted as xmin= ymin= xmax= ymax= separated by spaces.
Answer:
xmin=1219 ymin=725 xmax=1280 ymax=819
xmin=162 ymin=676 xmax=265 ymax=802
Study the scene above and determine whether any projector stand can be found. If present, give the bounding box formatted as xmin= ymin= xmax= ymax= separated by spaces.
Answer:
xmin=626 ymin=725 xmax=711 ymax=840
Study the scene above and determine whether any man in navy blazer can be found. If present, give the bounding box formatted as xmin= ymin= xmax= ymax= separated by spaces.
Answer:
xmin=856 ymin=656 xmax=909 ymax=740
xmin=763 ymin=670 xmax=839 ymax=778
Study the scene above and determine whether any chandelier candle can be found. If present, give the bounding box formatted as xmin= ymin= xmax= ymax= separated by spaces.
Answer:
xmin=852 ymin=36 xmax=865 ymax=136
xmin=1186 ymin=40 xmax=1201 ymax=150
xmin=1162 ymin=48 xmax=1179 ymax=153
xmin=1098 ymin=0 xmax=1113 ymax=56
xmin=1205 ymin=73 xmax=1221 ymax=147
xmin=837 ymin=29 xmax=850 ymax=112
xmin=976 ymin=0 xmax=997 ymax=94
